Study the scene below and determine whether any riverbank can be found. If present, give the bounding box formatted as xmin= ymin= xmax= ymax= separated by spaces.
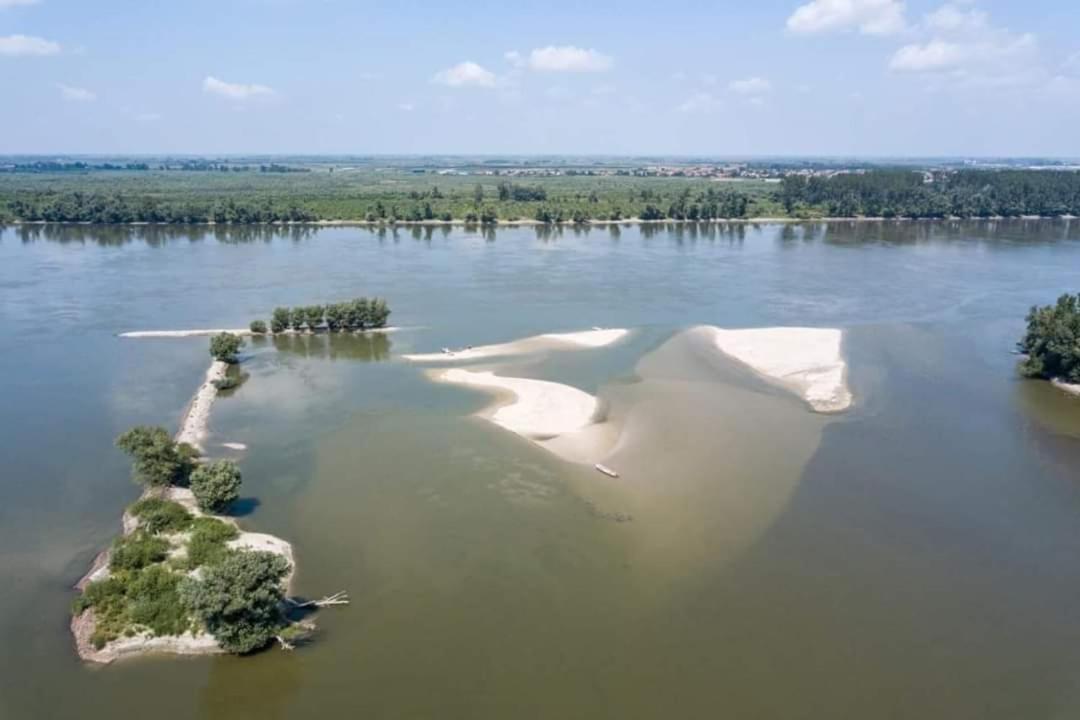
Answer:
xmin=9 ymin=215 xmax=1079 ymax=229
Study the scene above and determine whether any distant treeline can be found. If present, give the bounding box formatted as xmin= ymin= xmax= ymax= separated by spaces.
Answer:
xmin=0 ymin=161 xmax=308 ymax=174
xmin=779 ymin=170 xmax=1080 ymax=218
xmin=4 ymin=194 xmax=317 ymax=223
xmin=3 ymin=170 xmax=1080 ymax=224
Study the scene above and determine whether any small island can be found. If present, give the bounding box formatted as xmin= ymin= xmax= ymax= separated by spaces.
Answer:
xmin=72 ymin=332 xmax=346 ymax=663
xmin=1018 ymin=293 xmax=1080 ymax=395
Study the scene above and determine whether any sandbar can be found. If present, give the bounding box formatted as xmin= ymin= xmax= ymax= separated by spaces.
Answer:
xmin=403 ymin=328 xmax=627 ymax=362
xmin=706 ymin=326 xmax=852 ymax=412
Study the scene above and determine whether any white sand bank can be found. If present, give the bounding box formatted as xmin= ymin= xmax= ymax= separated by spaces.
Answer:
xmin=119 ymin=326 xmax=402 ymax=338
xmin=175 ymin=361 xmax=228 ymax=451
xmin=220 ymin=442 xmax=247 ymax=451
xmin=403 ymin=328 xmax=628 ymax=362
xmin=433 ymin=369 xmax=599 ymax=439
xmin=1052 ymin=379 xmax=1080 ymax=397
xmin=706 ymin=326 xmax=852 ymax=412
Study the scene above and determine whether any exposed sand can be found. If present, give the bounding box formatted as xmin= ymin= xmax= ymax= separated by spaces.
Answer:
xmin=433 ymin=369 xmax=599 ymax=440
xmin=1052 ymin=379 xmax=1080 ymax=397
xmin=705 ymin=326 xmax=852 ymax=412
xmin=175 ymin=360 xmax=228 ymax=451
xmin=120 ymin=326 xmax=402 ymax=338
xmin=403 ymin=328 xmax=628 ymax=362
xmin=220 ymin=442 xmax=248 ymax=451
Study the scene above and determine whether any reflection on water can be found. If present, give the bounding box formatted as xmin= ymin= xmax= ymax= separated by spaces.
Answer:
xmin=3 ymin=221 xmax=1080 ymax=719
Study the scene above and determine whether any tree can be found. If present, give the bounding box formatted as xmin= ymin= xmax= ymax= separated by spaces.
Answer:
xmin=210 ymin=332 xmax=243 ymax=363
xmin=270 ymin=307 xmax=290 ymax=334
xmin=473 ymin=183 xmax=484 ymax=206
xmin=324 ymin=302 xmax=345 ymax=332
xmin=1018 ymin=293 xmax=1080 ymax=382
xmin=303 ymin=305 xmax=325 ymax=331
xmin=116 ymin=426 xmax=197 ymax=487
xmin=288 ymin=307 xmax=305 ymax=331
xmin=249 ymin=320 xmax=267 ymax=334
xmin=189 ymin=460 xmax=242 ymax=513
xmin=180 ymin=550 xmax=290 ymax=654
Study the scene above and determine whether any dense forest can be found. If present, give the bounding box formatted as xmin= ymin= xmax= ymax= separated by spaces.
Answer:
xmin=1 ymin=168 xmax=1078 ymax=224
xmin=779 ymin=170 xmax=1080 ymax=218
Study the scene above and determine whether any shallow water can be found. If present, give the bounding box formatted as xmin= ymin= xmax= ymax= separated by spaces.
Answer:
xmin=2 ymin=221 xmax=1080 ymax=719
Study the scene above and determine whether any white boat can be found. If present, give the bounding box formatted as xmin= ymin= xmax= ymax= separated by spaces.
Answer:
xmin=594 ymin=463 xmax=619 ymax=478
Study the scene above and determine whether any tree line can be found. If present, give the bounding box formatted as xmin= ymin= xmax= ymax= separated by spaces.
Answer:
xmin=5 ymin=193 xmax=317 ymax=224
xmin=261 ymin=298 xmax=391 ymax=334
xmin=779 ymin=170 xmax=1080 ymax=218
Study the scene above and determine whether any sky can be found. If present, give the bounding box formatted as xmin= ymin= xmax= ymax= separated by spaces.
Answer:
xmin=1 ymin=0 xmax=1078 ymax=156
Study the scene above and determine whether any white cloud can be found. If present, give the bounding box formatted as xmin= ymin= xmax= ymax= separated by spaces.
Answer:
xmin=890 ymin=4 xmax=1038 ymax=79
xmin=786 ymin=0 xmax=906 ymax=35
xmin=398 ymin=102 xmax=415 ymax=111
xmin=677 ymin=92 xmax=722 ymax=113
xmin=203 ymin=75 xmax=275 ymax=100
xmin=432 ymin=61 xmax=496 ymax=87
xmin=504 ymin=50 xmax=524 ymax=67
xmin=729 ymin=76 xmax=772 ymax=95
xmin=527 ymin=46 xmax=612 ymax=72
xmin=57 ymin=83 xmax=95 ymax=101
xmin=1065 ymin=51 xmax=1080 ymax=75
xmin=0 ymin=34 xmax=60 ymax=56
xmin=0 ymin=0 xmax=40 ymax=7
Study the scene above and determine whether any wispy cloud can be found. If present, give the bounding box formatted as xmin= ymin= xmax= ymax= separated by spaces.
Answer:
xmin=398 ymin=102 xmax=415 ymax=111
xmin=203 ymin=75 xmax=275 ymax=100
xmin=0 ymin=34 xmax=60 ymax=56
xmin=432 ymin=61 xmax=496 ymax=87
xmin=526 ymin=45 xmax=612 ymax=72
xmin=677 ymin=92 xmax=722 ymax=113
xmin=57 ymin=83 xmax=95 ymax=101
xmin=889 ymin=4 xmax=1040 ymax=88
xmin=0 ymin=0 xmax=40 ymax=7
xmin=729 ymin=76 xmax=772 ymax=95
xmin=786 ymin=0 xmax=906 ymax=36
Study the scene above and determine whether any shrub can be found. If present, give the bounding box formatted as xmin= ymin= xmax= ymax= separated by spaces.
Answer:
xmin=209 ymin=332 xmax=243 ymax=363
xmin=116 ymin=426 xmax=197 ymax=487
xmin=129 ymin=498 xmax=193 ymax=534
xmin=249 ymin=320 xmax=267 ymax=334
xmin=1018 ymin=293 xmax=1080 ymax=382
xmin=190 ymin=460 xmax=242 ymax=513
xmin=180 ymin=550 xmax=290 ymax=654
xmin=184 ymin=517 xmax=240 ymax=569
xmin=110 ymin=531 xmax=170 ymax=572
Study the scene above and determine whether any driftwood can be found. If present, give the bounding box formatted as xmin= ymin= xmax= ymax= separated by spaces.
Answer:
xmin=275 ymin=635 xmax=295 ymax=651
xmin=287 ymin=591 xmax=350 ymax=609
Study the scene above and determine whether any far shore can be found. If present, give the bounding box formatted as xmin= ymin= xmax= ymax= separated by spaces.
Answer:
xmin=7 ymin=215 xmax=1079 ymax=230
xmin=119 ymin=326 xmax=403 ymax=339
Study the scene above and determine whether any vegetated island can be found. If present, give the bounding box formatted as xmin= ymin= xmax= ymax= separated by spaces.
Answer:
xmin=3 ymin=163 xmax=1080 ymax=225
xmin=72 ymin=332 xmax=346 ymax=663
xmin=118 ymin=297 xmax=392 ymax=339
xmin=1018 ymin=293 xmax=1080 ymax=396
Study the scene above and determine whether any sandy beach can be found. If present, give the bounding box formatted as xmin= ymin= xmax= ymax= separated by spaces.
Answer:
xmin=174 ymin=360 xmax=228 ymax=450
xmin=706 ymin=326 xmax=852 ymax=412
xmin=433 ymin=369 xmax=599 ymax=439
xmin=1052 ymin=379 xmax=1080 ymax=397
xmin=403 ymin=328 xmax=628 ymax=362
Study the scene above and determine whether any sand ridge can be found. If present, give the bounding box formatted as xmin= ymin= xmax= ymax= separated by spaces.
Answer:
xmin=402 ymin=328 xmax=628 ymax=362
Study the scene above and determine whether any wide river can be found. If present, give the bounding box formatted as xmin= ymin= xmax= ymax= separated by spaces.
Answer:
xmin=2 ymin=221 xmax=1080 ymax=719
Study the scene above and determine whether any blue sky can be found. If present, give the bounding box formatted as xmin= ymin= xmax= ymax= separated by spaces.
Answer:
xmin=1 ymin=0 xmax=1078 ymax=156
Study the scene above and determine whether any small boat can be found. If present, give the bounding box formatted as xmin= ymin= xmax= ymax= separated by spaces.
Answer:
xmin=594 ymin=463 xmax=619 ymax=478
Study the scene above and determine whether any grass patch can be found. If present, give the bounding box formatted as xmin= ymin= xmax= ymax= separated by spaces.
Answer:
xmin=110 ymin=532 xmax=170 ymax=572
xmin=184 ymin=517 xmax=240 ymax=570
xmin=76 ymin=566 xmax=192 ymax=649
xmin=129 ymin=497 xmax=193 ymax=534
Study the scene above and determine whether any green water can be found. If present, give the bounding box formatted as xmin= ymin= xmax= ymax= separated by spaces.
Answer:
xmin=3 ymin=221 xmax=1080 ymax=719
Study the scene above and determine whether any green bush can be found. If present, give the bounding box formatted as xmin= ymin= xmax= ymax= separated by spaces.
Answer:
xmin=129 ymin=498 xmax=192 ymax=534
xmin=110 ymin=532 xmax=170 ymax=572
xmin=249 ymin=320 xmax=267 ymax=334
xmin=270 ymin=307 xmax=290 ymax=334
xmin=209 ymin=332 xmax=243 ymax=363
xmin=180 ymin=550 xmax=290 ymax=654
xmin=185 ymin=517 xmax=240 ymax=569
xmin=190 ymin=460 xmax=242 ymax=513
xmin=1018 ymin=293 xmax=1080 ymax=382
